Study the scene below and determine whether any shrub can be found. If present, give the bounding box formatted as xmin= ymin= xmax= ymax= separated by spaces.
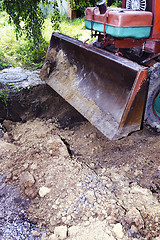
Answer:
xmin=16 ymin=39 xmax=48 ymax=69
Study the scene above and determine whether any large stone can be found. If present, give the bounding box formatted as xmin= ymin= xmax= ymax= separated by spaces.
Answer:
xmin=32 ymin=230 xmax=41 ymax=237
xmin=54 ymin=225 xmax=68 ymax=240
xmin=41 ymin=233 xmax=47 ymax=240
xmin=86 ymin=190 xmax=95 ymax=204
xmin=39 ymin=186 xmax=51 ymax=198
xmin=68 ymin=221 xmax=114 ymax=240
xmin=125 ymin=207 xmax=144 ymax=229
xmin=24 ymin=186 xmax=38 ymax=199
xmin=113 ymin=223 xmax=124 ymax=239
xmin=20 ymin=171 xmax=35 ymax=188
xmin=47 ymin=136 xmax=69 ymax=158
xmin=48 ymin=234 xmax=57 ymax=240
xmin=0 ymin=139 xmax=16 ymax=154
xmin=68 ymin=226 xmax=80 ymax=238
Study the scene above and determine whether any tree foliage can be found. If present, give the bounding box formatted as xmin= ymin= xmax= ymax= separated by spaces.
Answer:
xmin=112 ymin=0 xmax=122 ymax=7
xmin=69 ymin=0 xmax=97 ymax=13
xmin=1 ymin=0 xmax=60 ymax=45
xmin=69 ymin=0 xmax=122 ymax=14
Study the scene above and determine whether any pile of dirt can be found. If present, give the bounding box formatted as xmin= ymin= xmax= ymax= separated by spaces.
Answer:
xmin=0 ymin=116 xmax=159 ymax=240
xmin=0 ymin=68 xmax=160 ymax=239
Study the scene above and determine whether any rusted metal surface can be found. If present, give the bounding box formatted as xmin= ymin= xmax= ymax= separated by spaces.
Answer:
xmin=145 ymin=39 xmax=160 ymax=54
xmin=97 ymin=37 xmax=145 ymax=49
xmin=142 ymin=52 xmax=160 ymax=65
xmin=41 ymin=33 xmax=148 ymax=140
xmin=151 ymin=0 xmax=160 ymax=39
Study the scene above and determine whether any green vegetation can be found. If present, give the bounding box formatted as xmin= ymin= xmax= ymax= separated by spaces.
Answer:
xmin=0 ymin=11 xmax=90 ymax=69
xmin=69 ymin=0 xmax=122 ymax=14
xmin=1 ymin=0 xmax=60 ymax=43
xmin=0 ymin=89 xmax=8 ymax=108
xmin=0 ymin=12 xmax=17 ymax=69
xmin=0 ymin=0 xmax=62 ymax=69
xmin=111 ymin=0 xmax=122 ymax=7
xmin=69 ymin=0 xmax=97 ymax=16
xmin=59 ymin=17 xmax=90 ymax=40
xmin=0 ymin=0 xmax=121 ymax=70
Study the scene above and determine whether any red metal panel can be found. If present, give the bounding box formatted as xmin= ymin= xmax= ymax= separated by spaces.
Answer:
xmin=122 ymin=0 xmax=160 ymax=40
xmin=85 ymin=7 xmax=152 ymax=27
xmin=107 ymin=10 xmax=152 ymax=27
xmin=122 ymin=0 xmax=126 ymax=8
xmin=145 ymin=39 xmax=160 ymax=53
xmin=151 ymin=0 xmax=160 ymax=39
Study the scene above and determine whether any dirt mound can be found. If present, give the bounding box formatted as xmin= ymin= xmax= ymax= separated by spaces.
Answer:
xmin=0 ymin=68 xmax=160 ymax=239
xmin=0 ymin=118 xmax=159 ymax=239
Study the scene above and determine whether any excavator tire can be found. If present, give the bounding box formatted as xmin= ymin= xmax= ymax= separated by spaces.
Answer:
xmin=145 ymin=63 xmax=160 ymax=132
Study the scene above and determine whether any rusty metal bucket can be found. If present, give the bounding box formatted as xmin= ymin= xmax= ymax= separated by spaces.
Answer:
xmin=40 ymin=33 xmax=148 ymax=140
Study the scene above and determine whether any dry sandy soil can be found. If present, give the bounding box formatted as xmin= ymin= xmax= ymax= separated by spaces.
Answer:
xmin=0 ymin=69 xmax=160 ymax=240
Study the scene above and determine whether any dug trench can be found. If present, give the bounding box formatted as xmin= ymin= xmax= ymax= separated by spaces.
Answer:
xmin=0 ymin=68 xmax=160 ymax=239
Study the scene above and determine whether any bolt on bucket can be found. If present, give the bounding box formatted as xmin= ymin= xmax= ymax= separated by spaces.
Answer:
xmin=40 ymin=33 xmax=148 ymax=140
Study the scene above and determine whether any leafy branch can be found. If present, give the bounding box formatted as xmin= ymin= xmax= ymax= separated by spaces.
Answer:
xmin=1 ymin=0 xmax=61 ymax=45
xmin=69 ymin=0 xmax=122 ymax=13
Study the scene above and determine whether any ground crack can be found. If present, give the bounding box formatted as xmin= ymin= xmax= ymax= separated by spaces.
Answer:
xmin=60 ymin=137 xmax=74 ymax=158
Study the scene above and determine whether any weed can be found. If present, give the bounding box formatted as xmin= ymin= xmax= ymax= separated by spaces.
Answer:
xmin=0 ymin=90 xmax=8 ymax=109
xmin=0 ymin=11 xmax=90 ymax=69
xmin=16 ymin=39 xmax=48 ymax=69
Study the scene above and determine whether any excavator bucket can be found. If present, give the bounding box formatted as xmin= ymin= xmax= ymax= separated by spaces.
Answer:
xmin=40 ymin=33 xmax=149 ymax=140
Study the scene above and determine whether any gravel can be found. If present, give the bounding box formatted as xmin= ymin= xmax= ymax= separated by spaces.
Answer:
xmin=0 ymin=174 xmax=45 ymax=240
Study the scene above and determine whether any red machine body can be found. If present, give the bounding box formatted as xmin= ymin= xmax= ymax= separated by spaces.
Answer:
xmin=85 ymin=0 xmax=160 ymax=54
xmin=40 ymin=0 xmax=160 ymax=140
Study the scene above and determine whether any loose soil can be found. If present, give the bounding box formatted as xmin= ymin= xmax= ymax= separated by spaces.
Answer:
xmin=0 ymin=69 xmax=160 ymax=240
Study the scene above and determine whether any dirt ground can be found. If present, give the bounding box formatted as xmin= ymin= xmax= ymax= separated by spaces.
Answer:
xmin=0 ymin=79 xmax=160 ymax=239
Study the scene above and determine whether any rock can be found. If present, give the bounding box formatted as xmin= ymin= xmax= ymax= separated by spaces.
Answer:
xmin=47 ymin=136 xmax=69 ymax=158
xmin=0 ymin=139 xmax=16 ymax=154
xmin=54 ymin=225 xmax=68 ymax=240
xmin=50 ymin=216 xmax=56 ymax=226
xmin=20 ymin=171 xmax=35 ymax=188
xmin=113 ymin=223 xmax=124 ymax=239
xmin=39 ymin=186 xmax=51 ymax=197
xmin=83 ymin=221 xmax=90 ymax=227
xmin=86 ymin=190 xmax=95 ymax=204
xmin=68 ymin=225 xmax=80 ymax=237
xmin=125 ymin=207 xmax=144 ymax=229
xmin=0 ymin=174 xmax=7 ymax=183
xmin=130 ymin=225 xmax=138 ymax=232
xmin=2 ymin=120 xmax=14 ymax=132
xmin=41 ymin=233 xmax=47 ymax=240
xmin=0 ymin=124 xmax=5 ymax=138
xmin=68 ymin=221 xmax=114 ymax=240
xmin=48 ymin=234 xmax=57 ymax=240
xmin=23 ymin=163 xmax=29 ymax=170
xmin=128 ymin=225 xmax=139 ymax=238
xmin=32 ymin=230 xmax=41 ymax=237
xmin=0 ymin=211 xmax=5 ymax=219
xmin=30 ymin=163 xmax=38 ymax=170
xmin=24 ymin=186 xmax=38 ymax=199
xmin=89 ymin=162 xmax=96 ymax=169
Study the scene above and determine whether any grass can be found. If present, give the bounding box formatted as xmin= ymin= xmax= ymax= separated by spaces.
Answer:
xmin=59 ymin=17 xmax=90 ymax=41
xmin=0 ymin=12 xmax=20 ymax=69
xmin=43 ymin=16 xmax=90 ymax=42
xmin=0 ymin=11 xmax=91 ymax=69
